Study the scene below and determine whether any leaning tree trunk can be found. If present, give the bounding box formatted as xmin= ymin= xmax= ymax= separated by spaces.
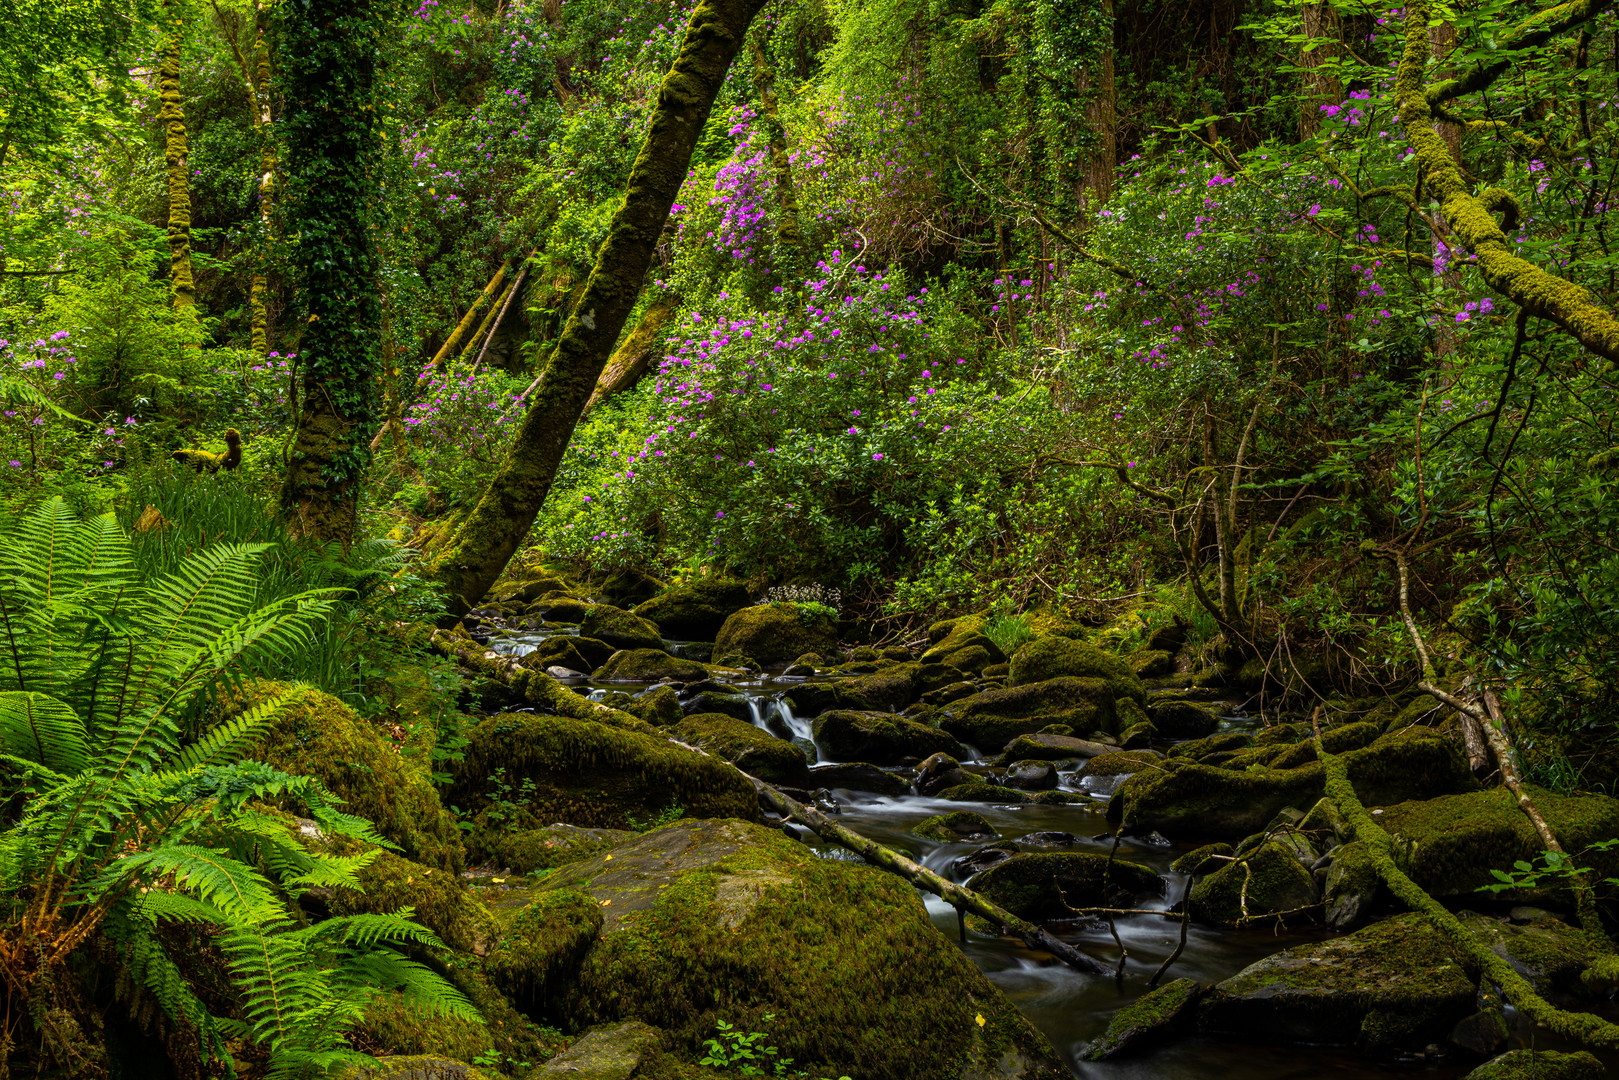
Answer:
xmin=160 ymin=0 xmax=195 ymax=309
xmin=429 ymin=0 xmax=770 ymax=611
xmin=276 ymin=0 xmax=388 ymax=542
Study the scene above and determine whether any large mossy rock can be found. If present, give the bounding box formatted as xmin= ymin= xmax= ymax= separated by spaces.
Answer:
xmin=449 ymin=715 xmax=759 ymax=831
xmin=992 ymin=732 xmax=1115 ymax=764
xmin=1146 ymin=697 xmax=1220 ymax=739
xmin=1112 ymin=729 xmax=1473 ymax=840
xmin=593 ymin=649 xmax=707 ymax=683
xmin=479 ymin=824 xmax=632 ymax=875
xmin=324 ymin=849 xmax=499 ymax=954
xmin=919 ymin=615 xmax=1006 ymax=674
xmin=1197 ymin=913 xmax=1478 ymax=1052
xmin=1378 ymin=787 xmax=1619 ymax=897
xmin=939 ymin=677 xmax=1131 ymax=751
xmin=832 ymin=664 xmax=922 ymax=712
xmin=530 ymin=819 xmax=1068 ymax=1080
xmin=967 ymin=852 xmax=1161 ymax=922
xmin=1458 ymin=912 xmax=1594 ymax=995
xmin=1079 ymin=978 xmax=1204 ymax=1061
xmin=1189 ymin=840 xmax=1318 ymax=926
xmin=714 ymin=603 xmax=837 ymax=666
xmin=240 ymin=682 xmax=463 ymax=870
xmin=1007 ymin=637 xmax=1143 ymax=698
xmin=811 ymin=709 xmax=964 ymax=764
xmin=632 ymin=578 xmax=752 ymax=641
xmin=669 ymin=713 xmax=810 ymax=785
xmin=485 ymin=889 xmax=605 ymax=1014
xmin=1462 ymin=1051 xmax=1605 ymax=1080
xmin=580 ymin=605 xmax=665 ymax=650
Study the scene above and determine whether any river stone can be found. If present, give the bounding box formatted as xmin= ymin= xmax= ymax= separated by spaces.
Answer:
xmin=1462 ymin=1051 xmax=1605 ymax=1080
xmin=715 ymin=602 xmax=838 ymax=666
xmin=1147 ymin=697 xmax=1220 ymax=738
xmin=1111 ymin=728 xmax=1473 ymax=840
xmin=1197 ymin=912 xmax=1478 ymax=1051
xmin=812 ymin=710 xmax=964 ymax=764
xmin=1449 ymin=1007 xmax=1511 ymax=1057
xmin=1169 ymin=843 xmax=1233 ymax=876
xmin=533 ymin=819 xmax=1068 ymax=1080
xmin=1079 ymin=978 xmax=1204 ymax=1061
xmin=1167 ymin=730 xmax=1254 ymax=760
xmin=919 ymin=616 xmax=1007 ymax=673
xmin=912 ymin=810 xmax=996 ymax=842
xmin=1322 ymin=840 xmax=1381 ymax=931
xmin=806 ymin=762 xmax=911 ymax=796
xmin=1007 ymin=637 xmax=1143 ymax=698
xmin=518 ymin=637 xmax=597 ymax=677
xmin=1001 ymin=760 xmax=1059 ymax=790
xmin=530 ymin=1020 xmax=663 ymax=1079
xmin=915 ymin=752 xmax=980 ymax=797
xmin=994 ymin=732 xmax=1115 ymax=764
xmin=534 ymin=594 xmax=590 ymax=623
xmin=1458 ymin=912 xmax=1594 ymax=995
xmin=593 ymin=649 xmax=707 ymax=683
xmin=967 ymin=852 xmax=1161 ymax=922
xmin=680 ymin=690 xmax=754 ymax=724
xmin=361 ymin=1057 xmax=498 ymax=1080
xmin=1129 ymin=648 xmax=1176 ymax=678
xmin=1189 ymin=840 xmax=1318 ymax=926
xmin=833 ymin=664 xmax=921 ymax=712
xmin=954 ymin=846 xmax=1018 ymax=876
xmin=939 ymin=677 xmax=1133 ymax=752
xmin=580 ymin=604 xmax=664 ymax=651
xmin=490 ymin=576 xmax=571 ymax=605
xmin=669 ymin=713 xmax=810 ymax=787
xmin=938 ymin=779 xmax=1032 ymax=804
xmin=632 ymin=577 xmax=751 ymax=640
xmin=923 ymin=680 xmax=979 ymax=706
xmin=481 ymin=823 xmax=632 ymax=875
xmin=1015 ymin=831 xmax=1083 ymax=851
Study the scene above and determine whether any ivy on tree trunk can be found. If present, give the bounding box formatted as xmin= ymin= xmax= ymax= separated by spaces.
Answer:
xmin=429 ymin=0 xmax=771 ymax=612
xmin=160 ymin=0 xmax=194 ymax=309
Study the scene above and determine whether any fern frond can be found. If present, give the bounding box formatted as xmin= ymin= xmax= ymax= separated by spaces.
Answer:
xmin=175 ymin=683 xmax=307 ymax=771
xmin=129 ymin=890 xmax=231 ymax=926
xmin=113 ymin=844 xmax=283 ymax=923
xmin=332 ymin=953 xmax=484 ymax=1025
xmin=0 ymin=691 xmax=89 ymax=774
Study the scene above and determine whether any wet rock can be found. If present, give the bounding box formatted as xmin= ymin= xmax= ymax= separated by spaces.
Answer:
xmin=596 ymin=567 xmax=665 ymax=609
xmin=1075 ymin=750 xmax=1162 ymax=783
xmin=479 ymin=823 xmax=632 ymax=876
xmin=806 ymin=762 xmax=911 ymax=796
xmin=1146 ymin=697 xmax=1220 ymax=738
xmin=1189 ymin=840 xmax=1318 ymax=925
xmin=1462 ymin=1051 xmax=1605 ymax=1080
xmin=834 ymin=665 xmax=920 ymax=712
xmin=1197 ymin=913 xmax=1478 ymax=1052
xmin=1379 ymin=787 xmax=1619 ymax=898
xmin=1458 ymin=912 xmax=1593 ymax=995
xmin=529 ymin=1020 xmax=663 ymax=1079
xmin=715 ymin=602 xmax=838 ymax=666
xmin=1007 ymin=637 xmax=1144 ymax=697
xmin=670 ymin=713 xmax=810 ymax=786
xmin=625 ymin=685 xmax=682 ymax=728
xmin=784 ymin=681 xmax=839 ymax=717
xmin=1112 ymin=728 xmax=1474 ymax=840
xmin=1001 ymin=760 xmax=1058 ymax=790
xmin=1128 ymin=648 xmax=1176 ymax=678
xmin=1449 ymin=1009 xmax=1510 ymax=1058
xmin=940 ymin=677 xmax=1136 ymax=752
xmin=1322 ymin=840 xmax=1381 ymax=931
xmin=993 ymin=732 xmax=1115 ymax=764
xmin=937 ymin=779 xmax=1032 ymax=804
xmin=534 ymin=819 xmax=1068 ymax=1080
xmin=912 ymin=810 xmax=996 ymax=842
xmin=534 ymin=594 xmax=590 ymax=623
xmin=919 ymin=615 xmax=1007 ymax=674
xmin=680 ymin=690 xmax=754 ymax=725
xmin=670 ymin=641 xmax=714 ymax=663
xmin=632 ymin=577 xmax=751 ymax=640
xmin=491 ymin=576 xmax=572 ymax=606
xmin=812 ymin=710 xmax=964 ymax=765
xmin=1170 ymin=843 xmax=1233 ymax=876
xmin=518 ymin=637 xmax=598 ymax=677
xmin=953 ymin=846 xmax=1018 ymax=876
xmin=580 ymin=604 xmax=664 ymax=651
xmin=593 ymin=648 xmax=707 ymax=683
xmin=1079 ymin=978 xmax=1204 ymax=1061
xmin=968 ymin=852 xmax=1161 ymax=922
xmin=922 ymin=680 xmax=979 ymax=706
xmin=1117 ymin=721 xmax=1156 ymax=750
xmin=914 ymin=751 xmax=974 ymax=796
xmin=1166 ymin=730 xmax=1254 ymax=761
xmin=546 ymin=666 xmax=587 ymax=680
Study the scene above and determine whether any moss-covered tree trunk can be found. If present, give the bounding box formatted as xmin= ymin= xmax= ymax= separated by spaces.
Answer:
xmin=1081 ymin=0 xmax=1116 ymax=208
xmin=159 ymin=0 xmax=195 ymax=309
xmin=249 ymin=8 xmax=275 ymax=355
xmin=584 ymin=293 xmax=680 ymax=412
xmin=747 ymin=31 xmax=804 ymax=269
xmin=430 ymin=0 xmax=770 ymax=611
xmin=275 ymin=0 xmax=388 ymax=542
xmin=1296 ymin=3 xmax=1340 ymax=139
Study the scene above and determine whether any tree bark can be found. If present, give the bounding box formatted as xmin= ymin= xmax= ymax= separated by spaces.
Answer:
xmin=747 ymin=31 xmax=805 ymax=268
xmin=249 ymin=7 xmax=275 ymax=356
xmin=1082 ymin=0 xmax=1116 ymax=208
xmin=583 ymin=293 xmax=679 ymax=412
xmin=1296 ymin=3 xmax=1341 ymax=139
xmin=429 ymin=0 xmax=770 ymax=612
xmin=160 ymin=0 xmax=195 ymax=309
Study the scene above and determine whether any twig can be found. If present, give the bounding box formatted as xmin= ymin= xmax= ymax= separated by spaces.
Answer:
xmin=1148 ymin=877 xmax=1193 ymax=989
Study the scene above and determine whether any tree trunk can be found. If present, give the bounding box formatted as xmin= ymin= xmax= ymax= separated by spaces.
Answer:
xmin=160 ymin=0 xmax=195 ymax=309
xmin=429 ymin=0 xmax=770 ymax=611
xmin=1082 ymin=0 xmax=1116 ymax=208
xmin=1297 ymin=3 xmax=1341 ymax=139
xmin=584 ymin=293 xmax=680 ymax=412
xmin=747 ymin=31 xmax=804 ymax=269
xmin=1428 ymin=17 xmax=1462 ymax=358
xmin=249 ymin=7 xmax=275 ymax=356
xmin=276 ymin=0 xmax=388 ymax=542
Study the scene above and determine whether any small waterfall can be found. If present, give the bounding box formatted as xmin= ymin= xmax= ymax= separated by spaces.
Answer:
xmin=740 ymin=691 xmax=819 ymax=764
xmin=773 ymin=698 xmax=816 ymax=745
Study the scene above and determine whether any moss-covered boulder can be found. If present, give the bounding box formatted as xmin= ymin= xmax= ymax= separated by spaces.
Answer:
xmin=632 ymin=578 xmax=752 ymax=641
xmin=326 ymin=850 xmax=498 ymax=954
xmin=581 ymin=605 xmax=665 ymax=650
xmin=479 ymin=824 xmax=632 ymax=875
xmin=1170 ymin=843 xmax=1233 ymax=876
xmin=669 ymin=713 xmax=810 ymax=786
xmin=1167 ymin=730 xmax=1254 ymax=760
xmin=593 ymin=649 xmax=708 ymax=683
xmin=1147 ymin=697 xmax=1220 ymax=739
xmin=939 ymin=677 xmax=1135 ymax=751
xmin=1458 ymin=913 xmax=1594 ymax=996
xmin=1322 ymin=840 xmax=1381 ymax=931
xmin=534 ymin=594 xmax=591 ymax=624
xmin=1079 ymin=978 xmax=1204 ymax=1061
xmin=967 ymin=853 xmax=1161 ymax=922
xmin=832 ymin=665 xmax=921 ymax=712
xmin=358 ymin=1055 xmax=501 ymax=1080
xmin=1462 ymin=1051 xmax=1605 ymax=1080
xmin=530 ymin=1021 xmax=667 ymax=1080
xmin=811 ymin=710 xmax=964 ymax=764
xmin=449 ymin=714 xmax=758 ymax=831
xmin=1112 ymin=729 xmax=1473 ymax=840
xmin=912 ymin=811 xmax=997 ymax=842
xmin=919 ymin=615 xmax=1006 ymax=674
xmin=485 ymin=889 xmax=604 ymax=1014
xmin=993 ymin=732 xmax=1115 ymax=764
xmin=1008 ymin=637 xmax=1143 ymax=698
xmin=534 ymin=819 xmax=1067 ymax=1080
xmin=807 ymin=762 xmax=911 ymax=795
xmin=239 ymin=682 xmax=463 ymax=871
xmin=1188 ymin=841 xmax=1318 ymax=926
xmin=1378 ymin=787 xmax=1619 ymax=898
xmin=492 ymin=576 xmax=572 ymax=605
xmin=1197 ymin=913 xmax=1478 ymax=1052
xmin=939 ymin=781 xmax=1032 ymax=804
xmin=518 ymin=637 xmax=599 ymax=677
xmin=713 ymin=603 xmax=838 ymax=666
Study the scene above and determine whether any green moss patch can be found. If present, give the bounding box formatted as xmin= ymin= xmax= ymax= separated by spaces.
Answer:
xmin=633 ymin=577 xmax=751 ymax=640
xmin=326 ymin=850 xmax=499 ymax=954
xmin=1462 ymin=1050 xmax=1605 ymax=1080
xmin=912 ymin=811 xmax=996 ymax=842
xmin=1189 ymin=840 xmax=1318 ymax=926
xmin=485 ymin=889 xmax=604 ymax=1014
xmin=593 ymin=649 xmax=708 ymax=683
xmin=811 ymin=709 xmax=963 ymax=764
xmin=714 ymin=603 xmax=837 ymax=666
xmin=1008 ymin=637 xmax=1143 ymax=697
xmin=581 ymin=605 xmax=665 ymax=649
xmin=481 ymin=824 xmax=632 ymax=875
xmin=1079 ymin=978 xmax=1204 ymax=1061
xmin=669 ymin=713 xmax=810 ymax=785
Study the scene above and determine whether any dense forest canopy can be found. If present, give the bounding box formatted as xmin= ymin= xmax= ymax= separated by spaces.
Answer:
xmin=4 ymin=1 xmax=1619 ymax=1078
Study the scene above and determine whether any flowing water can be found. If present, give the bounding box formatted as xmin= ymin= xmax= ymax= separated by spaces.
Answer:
xmin=485 ymin=627 xmax=1600 ymax=1079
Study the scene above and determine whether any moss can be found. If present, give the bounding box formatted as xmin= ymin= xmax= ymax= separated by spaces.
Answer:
xmin=448 ymin=714 xmax=759 ymax=831
xmin=537 ymin=819 xmax=1066 ymax=1080
xmin=236 ymin=680 xmax=464 ymax=871
xmin=1170 ymin=843 xmax=1234 ymax=875
xmin=938 ymin=781 xmax=1032 ymax=804
xmin=832 ymin=664 xmax=920 ymax=712
xmin=628 ymin=685 xmax=683 ymax=727
xmin=1377 ymin=787 xmax=1619 ymax=897
xmin=1321 ymin=840 xmax=1381 ymax=931
xmin=580 ymin=605 xmax=664 ymax=650
xmin=713 ymin=602 xmax=838 ymax=666
xmin=592 ymin=649 xmax=707 ymax=683
xmin=1114 ymin=696 xmax=1151 ymax=732
xmin=811 ymin=710 xmax=962 ymax=764
xmin=1167 ymin=731 xmax=1254 ymax=760
xmin=632 ymin=577 xmax=751 ymax=640
xmin=912 ymin=811 xmax=996 ymax=842
xmin=359 ymin=1055 xmax=502 ymax=1080
xmin=1146 ymin=698 xmax=1220 ymax=739
xmin=1189 ymin=840 xmax=1318 ymax=926
xmin=1079 ymin=978 xmax=1203 ymax=1061
xmin=326 ymin=850 xmax=499 ymax=953
xmin=919 ymin=616 xmax=1006 ymax=674
xmin=1118 ymin=721 xmax=1156 ymax=750
xmin=1459 ymin=913 xmax=1593 ymax=996
xmin=968 ymin=852 xmax=1161 ymax=922
xmin=1463 ymin=1051 xmax=1606 ymax=1080
xmin=993 ymin=732 xmax=1113 ymax=764
xmin=1128 ymin=648 xmax=1176 ymax=678
xmin=669 ymin=713 xmax=809 ymax=785
xmin=1075 ymin=750 xmax=1164 ymax=779
xmin=482 ymin=824 xmax=631 ymax=875
xmin=940 ymin=676 xmax=1137 ymax=750
xmin=1008 ymin=637 xmax=1143 ymax=698
xmin=356 ymin=990 xmax=493 ymax=1064
xmin=484 ymin=889 xmax=604 ymax=1013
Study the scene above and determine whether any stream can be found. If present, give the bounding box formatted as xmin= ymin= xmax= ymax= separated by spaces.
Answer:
xmin=488 ymin=628 xmax=1490 ymax=1079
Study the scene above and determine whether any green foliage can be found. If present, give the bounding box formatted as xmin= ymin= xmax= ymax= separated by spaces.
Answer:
xmin=698 ymin=1015 xmax=852 ymax=1080
xmin=1477 ymin=841 xmax=1619 ymax=896
xmin=983 ymin=606 xmax=1033 ymax=657
xmin=626 ymin=798 xmax=686 ymax=834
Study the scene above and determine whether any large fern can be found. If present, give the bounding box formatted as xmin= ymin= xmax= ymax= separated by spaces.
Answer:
xmin=0 ymin=499 xmax=482 ymax=1078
